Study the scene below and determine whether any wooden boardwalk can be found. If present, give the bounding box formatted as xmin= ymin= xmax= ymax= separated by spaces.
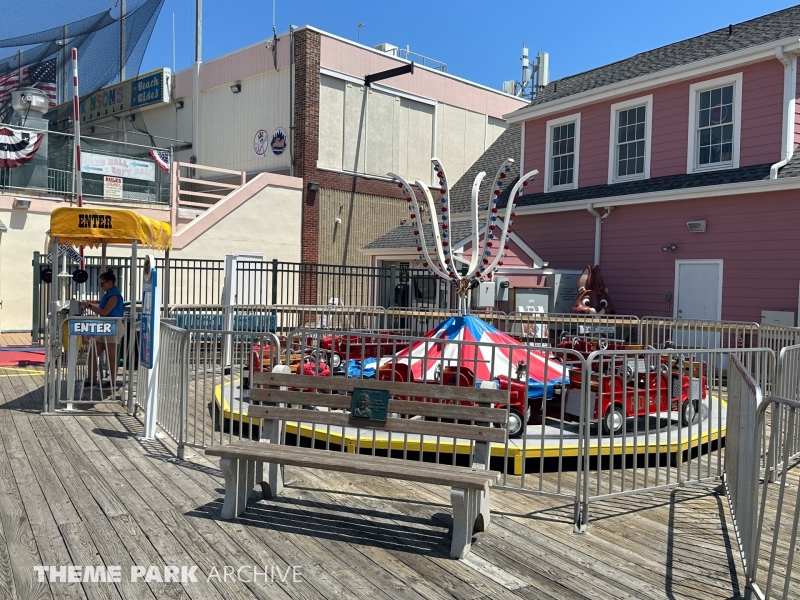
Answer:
xmin=2 ymin=367 xmax=798 ymax=599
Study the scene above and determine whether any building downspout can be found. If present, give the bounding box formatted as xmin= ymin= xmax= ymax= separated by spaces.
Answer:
xmin=586 ymin=204 xmax=613 ymax=266
xmin=770 ymin=45 xmax=797 ymax=179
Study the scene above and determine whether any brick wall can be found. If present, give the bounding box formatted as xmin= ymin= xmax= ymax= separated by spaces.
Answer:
xmin=318 ymin=188 xmax=409 ymax=266
xmin=293 ymin=29 xmax=413 ymax=301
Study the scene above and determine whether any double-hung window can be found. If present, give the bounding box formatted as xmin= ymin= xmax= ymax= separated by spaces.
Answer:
xmin=687 ymin=73 xmax=742 ymax=172
xmin=608 ymin=95 xmax=652 ymax=183
xmin=545 ymin=113 xmax=581 ymax=191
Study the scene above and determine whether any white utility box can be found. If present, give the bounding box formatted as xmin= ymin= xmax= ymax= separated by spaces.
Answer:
xmin=761 ymin=310 xmax=796 ymax=327
xmin=477 ymin=281 xmax=496 ymax=308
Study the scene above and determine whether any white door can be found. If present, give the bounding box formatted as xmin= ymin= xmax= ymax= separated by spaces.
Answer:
xmin=674 ymin=260 xmax=723 ymax=352
xmin=674 ymin=260 xmax=722 ymax=320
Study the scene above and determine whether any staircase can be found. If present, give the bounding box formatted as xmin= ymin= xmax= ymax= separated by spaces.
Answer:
xmin=170 ymin=161 xmax=302 ymax=251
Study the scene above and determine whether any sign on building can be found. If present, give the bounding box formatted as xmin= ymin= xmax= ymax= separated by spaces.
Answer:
xmin=103 ymin=176 xmax=123 ymax=199
xmin=82 ymin=153 xmax=155 ymax=181
xmin=50 ymin=68 xmax=172 ymax=128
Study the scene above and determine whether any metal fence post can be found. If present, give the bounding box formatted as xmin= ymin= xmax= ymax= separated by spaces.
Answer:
xmin=271 ymin=259 xmax=279 ymax=305
xmin=31 ymin=251 xmax=41 ymax=344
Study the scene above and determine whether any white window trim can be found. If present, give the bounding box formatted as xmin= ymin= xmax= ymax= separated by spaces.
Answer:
xmin=607 ymin=95 xmax=653 ymax=184
xmin=544 ymin=112 xmax=581 ymax=192
xmin=686 ymin=73 xmax=742 ymax=174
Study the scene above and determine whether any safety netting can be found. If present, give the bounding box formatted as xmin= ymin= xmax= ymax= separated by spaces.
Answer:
xmin=0 ymin=0 xmax=165 ymax=123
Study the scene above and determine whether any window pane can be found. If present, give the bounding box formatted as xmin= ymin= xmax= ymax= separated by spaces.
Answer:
xmin=565 ymin=170 xmax=573 ymax=185
xmin=700 ymin=90 xmax=710 ymax=109
xmin=567 ymin=154 xmax=574 ymax=169
xmin=636 ymin=106 xmax=645 ymax=122
xmin=699 ymin=109 xmax=710 ymax=128
xmin=720 ymin=105 xmax=732 ymax=124
xmin=635 ymin=157 xmax=644 ymax=173
xmin=635 ymin=123 xmax=645 ymax=139
xmin=722 ymin=125 xmax=733 ymax=143
xmin=619 ymin=144 xmax=628 ymax=160
xmin=618 ymin=158 xmax=627 ymax=176
xmin=619 ymin=111 xmax=627 ymax=127
xmin=636 ymin=140 xmax=645 ymax=157
xmin=722 ymin=85 xmax=733 ymax=104
xmin=710 ymin=127 xmax=721 ymax=145
xmin=721 ymin=143 xmax=732 ymax=161
xmin=710 ymin=87 xmax=721 ymax=106
xmin=699 ymin=147 xmax=710 ymax=164
xmin=567 ymin=123 xmax=574 ymax=137
xmin=700 ymin=129 xmax=710 ymax=146
xmin=618 ymin=128 xmax=626 ymax=144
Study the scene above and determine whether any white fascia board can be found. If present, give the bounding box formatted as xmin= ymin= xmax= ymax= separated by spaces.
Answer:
xmin=508 ymin=176 xmax=800 ymax=215
xmin=320 ymin=67 xmax=365 ymax=85
xmin=504 ymin=36 xmax=800 ymax=123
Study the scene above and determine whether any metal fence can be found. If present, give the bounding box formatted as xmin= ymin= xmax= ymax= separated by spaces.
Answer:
xmin=43 ymin=315 xmax=138 ymax=414
xmin=507 ymin=312 xmax=641 ymax=346
xmin=154 ymin=327 xmax=282 ymax=457
xmin=1 ymin=124 xmax=171 ymax=203
xmin=32 ymin=254 xmax=225 ymax=343
xmin=157 ymin=315 xmax=784 ymax=532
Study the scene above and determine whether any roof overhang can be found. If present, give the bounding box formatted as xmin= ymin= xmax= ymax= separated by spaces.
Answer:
xmin=505 ymin=36 xmax=800 ymax=123
xmin=506 ymin=176 xmax=800 ymax=215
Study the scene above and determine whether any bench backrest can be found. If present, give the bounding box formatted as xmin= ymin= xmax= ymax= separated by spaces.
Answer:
xmin=250 ymin=372 xmax=510 ymax=445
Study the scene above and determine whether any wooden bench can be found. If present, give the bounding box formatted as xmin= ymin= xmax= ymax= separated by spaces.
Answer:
xmin=205 ymin=372 xmax=510 ymax=558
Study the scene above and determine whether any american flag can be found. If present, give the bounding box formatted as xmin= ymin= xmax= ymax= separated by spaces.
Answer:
xmin=149 ymin=148 xmax=171 ymax=172
xmin=0 ymin=58 xmax=57 ymax=107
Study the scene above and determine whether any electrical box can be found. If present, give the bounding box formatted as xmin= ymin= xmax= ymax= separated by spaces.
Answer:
xmin=495 ymin=277 xmax=509 ymax=301
xmin=551 ymin=272 xmax=581 ymax=313
xmin=477 ymin=282 xmax=496 ymax=308
xmin=761 ymin=310 xmax=795 ymax=327
xmin=513 ymin=288 xmax=550 ymax=313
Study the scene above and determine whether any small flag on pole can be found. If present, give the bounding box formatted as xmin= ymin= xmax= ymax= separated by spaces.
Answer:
xmin=149 ymin=148 xmax=171 ymax=172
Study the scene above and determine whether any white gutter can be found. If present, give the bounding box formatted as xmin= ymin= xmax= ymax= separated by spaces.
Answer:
xmin=586 ymin=204 xmax=612 ymax=266
xmin=770 ymin=46 xmax=798 ymax=179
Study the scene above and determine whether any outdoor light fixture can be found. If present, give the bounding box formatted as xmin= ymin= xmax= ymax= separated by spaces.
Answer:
xmin=174 ymin=100 xmax=184 ymax=109
xmin=230 ymin=83 xmax=242 ymax=93
xmin=12 ymin=198 xmax=31 ymax=210
xmin=687 ymin=220 xmax=707 ymax=233
xmin=125 ymin=114 xmax=135 ymax=122
xmin=85 ymin=126 xmax=94 ymax=134
xmin=307 ymin=182 xmax=320 ymax=192
xmin=661 ymin=244 xmax=678 ymax=252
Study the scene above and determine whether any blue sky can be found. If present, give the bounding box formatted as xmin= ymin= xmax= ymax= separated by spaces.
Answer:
xmin=141 ymin=0 xmax=796 ymax=91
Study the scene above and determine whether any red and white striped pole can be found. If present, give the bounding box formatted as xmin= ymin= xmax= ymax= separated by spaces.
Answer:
xmin=72 ymin=48 xmax=84 ymax=268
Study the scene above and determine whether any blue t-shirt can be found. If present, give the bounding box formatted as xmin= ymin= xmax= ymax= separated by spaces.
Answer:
xmin=99 ymin=286 xmax=124 ymax=318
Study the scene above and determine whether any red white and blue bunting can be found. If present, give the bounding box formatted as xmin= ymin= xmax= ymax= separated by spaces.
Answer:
xmin=0 ymin=127 xmax=44 ymax=168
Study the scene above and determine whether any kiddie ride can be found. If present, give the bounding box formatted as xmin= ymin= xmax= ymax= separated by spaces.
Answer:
xmin=558 ymin=336 xmax=708 ymax=435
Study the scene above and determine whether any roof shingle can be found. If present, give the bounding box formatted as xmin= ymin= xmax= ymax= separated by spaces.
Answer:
xmin=526 ymin=5 xmax=800 ymax=107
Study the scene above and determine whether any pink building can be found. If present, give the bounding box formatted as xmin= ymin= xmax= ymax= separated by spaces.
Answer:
xmin=460 ymin=6 xmax=800 ymax=323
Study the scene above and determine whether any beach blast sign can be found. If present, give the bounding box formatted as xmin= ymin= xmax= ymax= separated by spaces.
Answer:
xmin=51 ymin=69 xmax=172 ymax=128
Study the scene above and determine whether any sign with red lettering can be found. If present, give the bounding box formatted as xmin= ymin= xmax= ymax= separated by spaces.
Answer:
xmin=104 ymin=176 xmax=123 ymax=199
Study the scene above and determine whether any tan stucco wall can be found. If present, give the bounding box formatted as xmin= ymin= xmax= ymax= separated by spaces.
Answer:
xmin=0 ymin=182 xmax=301 ymax=334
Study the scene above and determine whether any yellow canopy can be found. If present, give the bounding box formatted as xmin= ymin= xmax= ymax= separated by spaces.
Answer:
xmin=49 ymin=207 xmax=172 ymax=250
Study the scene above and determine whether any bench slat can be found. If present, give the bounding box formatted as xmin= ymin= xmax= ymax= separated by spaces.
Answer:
xmin=253 ymin=372 xmax=510 ymax=403
xmin=205 ymin=442 xmax=499 ymax=490
xmin=249 ymin=388 xmax=508 ymax=423
xmin=247 ymin=405 xmax=507 ymax=443
xmin=208 ymin=440 xmax=497 ymax=476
